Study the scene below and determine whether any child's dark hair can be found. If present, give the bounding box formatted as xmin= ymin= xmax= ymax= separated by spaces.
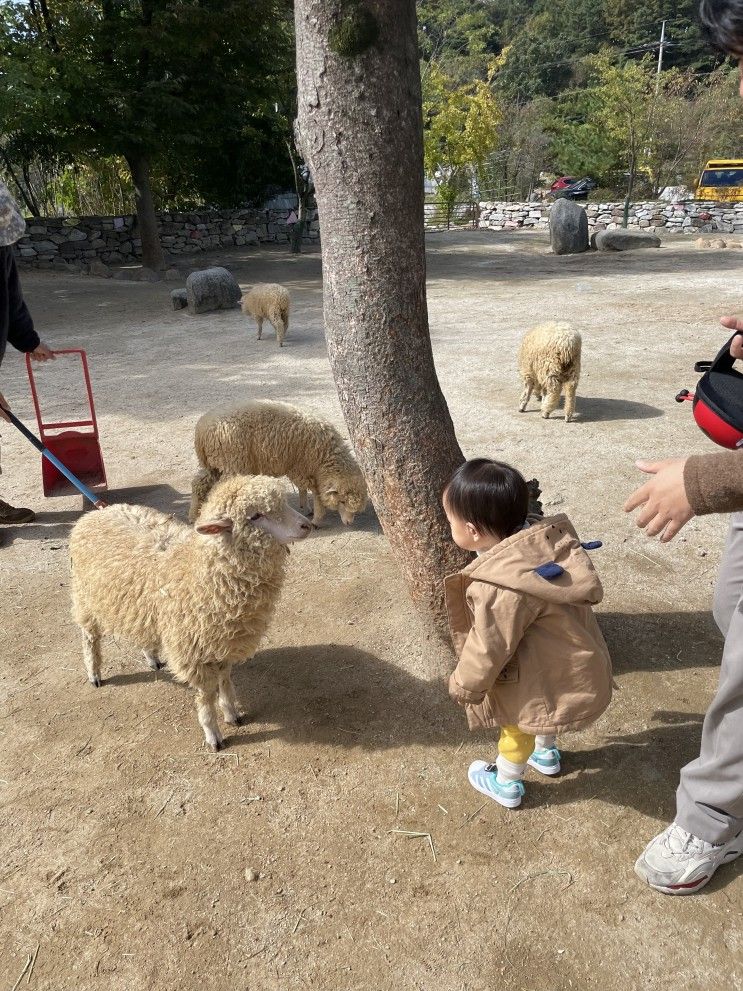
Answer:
xmin=444 ymin=459 xmax=530 ymax=540
xmin=699 ymin=0 xmax=743 ymax=56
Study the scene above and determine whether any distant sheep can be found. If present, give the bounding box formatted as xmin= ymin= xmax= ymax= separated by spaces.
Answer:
xmin=518 ymin=321 xmax=582 ymax=422
xmin=241 ymin=283 xmax=290 ymax=346
xmin=190 ymin=400 xmax=368 ymax=527
xmin=70 ymin=475 xmax=311 ymax=751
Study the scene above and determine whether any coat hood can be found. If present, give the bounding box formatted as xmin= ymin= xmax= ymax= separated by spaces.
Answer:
xmin=460 ymin=515 xmax=603 ymax=606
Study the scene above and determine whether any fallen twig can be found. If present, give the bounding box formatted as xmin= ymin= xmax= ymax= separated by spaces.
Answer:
xmin=10 ymin=955 xmax=32 ymax=991
xmin=154 ymin=791 xmax=174 ymax=818
xmin=458 ymin=803 xmax=487 ymax=829
xmin=388 ymin=829 xmax=437 ymax=862
xmin=27 ymin=943 xmax=40 ymax=985
xmin=508 ymin=869 xmax=574 ymax=895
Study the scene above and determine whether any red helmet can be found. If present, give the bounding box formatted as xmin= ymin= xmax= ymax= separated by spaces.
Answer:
xmin=676 ymin=334 xmax=743 ymax=450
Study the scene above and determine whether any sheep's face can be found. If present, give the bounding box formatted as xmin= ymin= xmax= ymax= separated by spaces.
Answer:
xmin=196 ymin=475 xmax=312 ymax=547
xmin=320 ymin=476 xmax=368 ymax=525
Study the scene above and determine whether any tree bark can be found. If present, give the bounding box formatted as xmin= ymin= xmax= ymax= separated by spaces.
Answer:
xmin=294 ymin=0 xmax=470 ymax=638
xmin=125 ymin=152 xmax=165 ymax=271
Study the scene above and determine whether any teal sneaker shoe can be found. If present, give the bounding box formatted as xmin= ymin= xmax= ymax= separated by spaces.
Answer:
xmin=527 ymin=746 xmax=561 ymax=777
xmin=467 ymin=760 xmax=525 ymax=809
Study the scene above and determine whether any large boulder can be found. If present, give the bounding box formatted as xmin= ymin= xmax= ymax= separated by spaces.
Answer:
xmin=592 ymin=229 xmax=661 ymax=251
xmin=171 ymin=288 xmax=188 ymax=310
xmin=185 ymin=266 xmax=242 ymax=314
xmin=549 ymin=199 xmax=589 ymax=255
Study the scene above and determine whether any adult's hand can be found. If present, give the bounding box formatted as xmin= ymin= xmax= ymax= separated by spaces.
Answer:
xmin=29 ymin=342 xmax=55 ymax=361
xmin=0 ymin=391 xmax=10 ymax=423
xmin=623 ymin=458 xmax=695 ymax=542
xmin=720 ymin=316 xmax=743 ymax=360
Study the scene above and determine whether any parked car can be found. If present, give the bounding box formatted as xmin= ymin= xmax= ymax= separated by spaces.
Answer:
xmin=550 ymin=177 xmax=597 ymax=201
xmin=550 ymin=176 xmax=577 ymax=191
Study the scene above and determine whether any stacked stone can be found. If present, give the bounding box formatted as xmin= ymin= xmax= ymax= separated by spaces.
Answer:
xmin=16 ymin=202 xmax=321 ymax=268
xmin=478 ymin=202 xmax=550 ymax=231
xmin=478 ymin=199 xmax=743 ymax=236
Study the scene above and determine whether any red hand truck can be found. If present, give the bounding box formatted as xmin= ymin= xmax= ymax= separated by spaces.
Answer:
xmin=25 ymin=349 xmax=107 ymax=498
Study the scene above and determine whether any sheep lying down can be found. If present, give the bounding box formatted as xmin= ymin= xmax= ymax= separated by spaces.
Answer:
xmin=69 ymin=475 xmax=311 ymax=750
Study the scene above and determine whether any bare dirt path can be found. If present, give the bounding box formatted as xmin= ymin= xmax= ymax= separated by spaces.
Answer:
xmin=1 ymin=232 xmax=741 ymax=990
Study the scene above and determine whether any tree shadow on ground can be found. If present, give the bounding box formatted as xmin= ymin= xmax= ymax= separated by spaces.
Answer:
xmin=599 ymin=610 xmax=721 ymax=673
xmin=2 ymin=483 xmax=190 ymax=544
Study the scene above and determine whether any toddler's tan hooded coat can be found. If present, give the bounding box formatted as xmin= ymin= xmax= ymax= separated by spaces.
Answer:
xmin=445 ymin=515 xmax=612 ymax=733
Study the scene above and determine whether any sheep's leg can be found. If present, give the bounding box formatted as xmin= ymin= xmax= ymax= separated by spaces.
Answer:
xmin=563 ymin=380 xmax=578 ymax=422
xmin=217 ymin=663 xmax=243 ymax=726
xmin=143 ymin=650 xmax=165 ymax=671
xmin=274 ymin=318 xmax=286 ymax=348
xmin=518 ymin=379 xmax=534 ymax=413
xmin=82 ymin=627 xmax=103 ymax=688
xmin=298 ymin=488 xmax=307 ymax=511
xmin=311 ymin=494 xmax=326 ymax=527
xmin=256 ymin=318 xmax=263 ymax=341
xmin=541 ymin=379 xmax=562 ymax=420
xmin=193 ymin=667 xmax=224 ymax=751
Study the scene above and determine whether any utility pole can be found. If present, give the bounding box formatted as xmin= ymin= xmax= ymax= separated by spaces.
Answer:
xmin=655 ymin=19 xmax=667 ymax=94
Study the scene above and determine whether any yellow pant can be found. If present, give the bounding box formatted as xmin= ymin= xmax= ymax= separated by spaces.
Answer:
xmin=498 ymin=725 xmax=536 ymax=765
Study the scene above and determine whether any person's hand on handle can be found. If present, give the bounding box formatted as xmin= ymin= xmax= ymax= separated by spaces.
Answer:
xmin=0 ymin=391 xmax=9 ymax=423
xmin=29 ymin=342 xmax=55 ymax=362
xmin=623 ymin=458 xmax=695 ymax=542
xmin=720 ymin=316 xmax=743 ymax=361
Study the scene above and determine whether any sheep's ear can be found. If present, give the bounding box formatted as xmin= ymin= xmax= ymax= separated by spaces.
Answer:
xmin=195 ymin=517 xmax=234 ymax=535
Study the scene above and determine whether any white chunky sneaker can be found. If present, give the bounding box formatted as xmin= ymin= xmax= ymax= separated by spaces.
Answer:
xmin=635 ymin=822 xmax=743 ymax=895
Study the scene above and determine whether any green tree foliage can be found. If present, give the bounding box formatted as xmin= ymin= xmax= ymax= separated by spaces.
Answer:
xmin=423 ymin=64 xmax=501 ymax=224
xmin=0 ymin=0 xmax=293 ymax=261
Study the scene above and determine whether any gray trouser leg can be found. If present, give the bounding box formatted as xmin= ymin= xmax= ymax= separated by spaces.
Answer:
xmin=676 ymin=512 xmax=743 ymax=844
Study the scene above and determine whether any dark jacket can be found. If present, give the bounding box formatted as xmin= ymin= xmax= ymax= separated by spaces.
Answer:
xmin=0 ymin=245 xmax=39 ymax=367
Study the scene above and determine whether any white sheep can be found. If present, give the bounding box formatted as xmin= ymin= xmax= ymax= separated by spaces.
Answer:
xmin=518 ymin=321 xmax=582 ymax=422
xmin=241 ymin=283 xmax=290 ymax=346
xmin=189 ymin=399 xmax=368 ymax=527
xmin=69 ymin=474 xmax=311 ymax=751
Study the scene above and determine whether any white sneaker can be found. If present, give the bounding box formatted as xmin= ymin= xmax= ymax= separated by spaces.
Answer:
xmin=634 ymin=822 xmax=743 ymax=895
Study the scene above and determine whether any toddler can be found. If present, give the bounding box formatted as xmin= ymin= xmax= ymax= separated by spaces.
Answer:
xmin=444 ymin=458 xmax=612 ymax=808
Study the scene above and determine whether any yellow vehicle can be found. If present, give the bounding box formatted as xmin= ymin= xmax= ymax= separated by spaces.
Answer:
xmin=696 ymin=159 xmax=743 ymax=202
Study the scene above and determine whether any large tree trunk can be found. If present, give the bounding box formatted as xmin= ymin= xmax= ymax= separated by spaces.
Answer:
xmin=125 ymin=152 xmax=165 ymax=271
xmin=294 ymin=0 xmax=469 ymax=638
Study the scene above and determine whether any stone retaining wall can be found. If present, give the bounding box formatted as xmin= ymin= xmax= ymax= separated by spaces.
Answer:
xmin=477 ymin=200 xmax=743 ymax=235
xmin=16 ymin=203 xmax=320 ymax=268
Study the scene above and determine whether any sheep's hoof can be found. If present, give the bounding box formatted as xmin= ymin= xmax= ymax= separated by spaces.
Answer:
xmin=518 ymin=405 xmax=527 ymax=413
xmin=89 ymin=676 xmax=102 ymax=688
xmin=210 ymin=738 xmax=225 ymax=753
xmin=225 ymin=713 xmax=244 ymax=726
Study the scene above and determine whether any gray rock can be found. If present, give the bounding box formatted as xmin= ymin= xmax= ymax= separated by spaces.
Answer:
xmin=137 ymin=267 xmax=163 ymax=282
xmin=113 ymin=269 xmax=136 ymax=281
xmin=549 ymin=199 xmax=589 ymax=255
xmin=171 ymin=288 xmax=188 ymax=310
xmin=87 ymin=259 xmax=112 ymax=278
xmin=32 ymin=240 xmax=59 ymax=253
xmin=592 ymin=229 xmax=661 ymax=251
xmin=185 ymin=266 xmax=241 ymax=314
xmin=67 ymin=228 xmax=88 ymax=241
xmin=164 ymin=267 xmax=181 ymax=282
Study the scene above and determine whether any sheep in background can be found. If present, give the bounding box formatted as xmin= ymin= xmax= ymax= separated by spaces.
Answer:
xmin=241 ymin=283 xmax=290 ymax=346
xmin=69 ymin=475 xmax=311 ymax=751
xmin=518 ymin=321 xmax=582 ymax=422
xmin=190 ymin=400 xmax=368 ymax=527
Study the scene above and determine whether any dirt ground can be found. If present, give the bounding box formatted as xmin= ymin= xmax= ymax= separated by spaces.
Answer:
xmin=2 ymin=231 xmax=742 ymax=990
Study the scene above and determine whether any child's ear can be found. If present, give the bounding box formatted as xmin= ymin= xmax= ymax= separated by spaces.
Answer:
xmin=466 ymin=522 xmax=480 ymax=540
